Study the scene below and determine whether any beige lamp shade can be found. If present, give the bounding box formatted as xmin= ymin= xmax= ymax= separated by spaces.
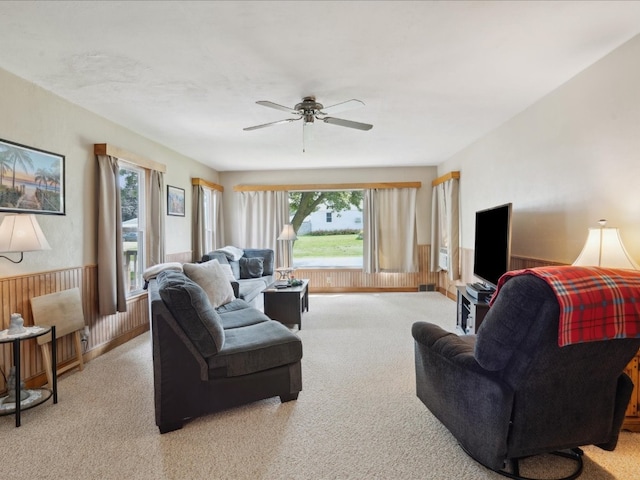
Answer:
xmin=572 ymin=224 xmax=639 ymax=270
xmin=277 ymin=224 xmax=298 ymax=241
xmin=0 ymin=214 xmax=52 ymax=253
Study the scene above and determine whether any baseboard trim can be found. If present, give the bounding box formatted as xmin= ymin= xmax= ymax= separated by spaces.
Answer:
xmin=24 ymin=324 xmax=150 ymax=389
xmin=310 ymin=287 xmax=419 ymax=293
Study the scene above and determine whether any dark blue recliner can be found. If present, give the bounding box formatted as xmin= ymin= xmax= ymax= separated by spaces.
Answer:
xmin=412 ymin=274 xmax=640 ymax=479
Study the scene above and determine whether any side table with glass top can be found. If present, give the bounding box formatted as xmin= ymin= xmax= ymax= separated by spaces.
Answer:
xmin=0 ymin=325 xmax=57 ymax=427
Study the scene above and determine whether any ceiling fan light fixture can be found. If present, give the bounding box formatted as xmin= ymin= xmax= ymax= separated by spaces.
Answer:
xmin=244 ymin=96 xmax=373 ymax=150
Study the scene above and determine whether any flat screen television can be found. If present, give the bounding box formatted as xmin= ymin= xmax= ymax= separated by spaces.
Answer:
xmin=473 ymin=203 xmax=512 ymax=289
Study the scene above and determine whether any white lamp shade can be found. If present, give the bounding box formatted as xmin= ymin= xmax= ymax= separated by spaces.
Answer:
xmin=0 ymin=214 xmax=51 ymax=253
xmin=277 ymin=224 xmax=298 ymax=241
xmin=572 ymin=227 xmax=639 ymax=270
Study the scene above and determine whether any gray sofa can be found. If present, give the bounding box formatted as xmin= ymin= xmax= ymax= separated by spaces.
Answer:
xmin=148 ymin=270 xmax=302 ymax=433
xmin=202 ymin=248 xmax=275 ymax=305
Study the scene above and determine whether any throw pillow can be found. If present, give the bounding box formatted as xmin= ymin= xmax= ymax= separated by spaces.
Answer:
xmin=239 ymin=257 xmax=264 ymax=279
xmin=219 ymin=263 xmax=237 ymax=282
xmin=244 ymin=249 xmax=274 ymax=275
xmin=183 ymin=260 xmax=236 ymax=307
xmin=215 ymin=245 xmax=245 ymax=261
xmin=157 ymin=271 xmax=225 ymax=357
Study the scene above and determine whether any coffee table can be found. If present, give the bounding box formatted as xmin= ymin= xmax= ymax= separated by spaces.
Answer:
xmin=262 ymin=279 xmax=309 ymax=329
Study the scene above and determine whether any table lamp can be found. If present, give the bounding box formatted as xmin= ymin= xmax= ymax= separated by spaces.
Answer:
xmin=277 ymin=223 xmax=297 ymax=270
xmin=572 ymin=219 xmax=639 ymax=269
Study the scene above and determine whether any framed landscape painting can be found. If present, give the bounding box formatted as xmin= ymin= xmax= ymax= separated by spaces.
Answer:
xmin=167 ymin=185 xmax=185 ymax=216
xmin=0 ymin=138 xmax=65 ymax=215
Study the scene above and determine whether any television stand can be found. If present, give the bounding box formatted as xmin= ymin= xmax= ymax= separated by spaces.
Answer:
xmin=456 ymin=286 xmax=491 ymax=335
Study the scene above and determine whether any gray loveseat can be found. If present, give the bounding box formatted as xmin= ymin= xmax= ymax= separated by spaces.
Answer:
xmin=202 ymin=248 xmax=275 ymax=305
xmin=148 ymin=270 xmax=302 ymax=433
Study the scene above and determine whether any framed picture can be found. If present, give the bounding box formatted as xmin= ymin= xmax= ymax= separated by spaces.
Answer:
xmin=0 ymin=138 xmax=65 ymax=215
xmin=167 ymin=185 xmax=185 ymax=216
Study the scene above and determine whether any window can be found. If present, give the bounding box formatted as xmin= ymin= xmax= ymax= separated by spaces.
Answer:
xmin=119 ymin=163 xmax=146 ymax=294
xmin=289 ymin=190 xmax=363 ymax=268
xmin=202 ymin=187 xmax=221 ymax=253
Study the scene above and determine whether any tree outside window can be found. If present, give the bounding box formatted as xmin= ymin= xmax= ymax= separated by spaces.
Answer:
xmin=120 ymin=164 xmax=145 ymax=293
xmin=289 ymin=191 xmax=363 ymax=268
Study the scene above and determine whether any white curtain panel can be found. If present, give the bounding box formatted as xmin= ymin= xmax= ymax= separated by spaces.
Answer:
xmin=376 ymin=188 xmax=418 ymax=272
xmin=365 ymin=188 xmax=418 ymax=273
xmin=149 ymin=169 xmax=165 ymax=266
xmin=238 ymin=191 xmax=289 ymax=263
xmin=96 ymin=154 xmax=127 ymax=315
xmin=363 ymin=189 xmax=379 ymax=273
xmin=430 ymin=184 xmax=445 ymax=272
xmin=430 ymin=178 xmax=460 ymax=280
xmin=212 ymin=188 xmax=225 ymax=251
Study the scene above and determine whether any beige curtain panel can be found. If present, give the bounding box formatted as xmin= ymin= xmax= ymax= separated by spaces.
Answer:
xmin=238 ymin=190 xmax=289 ymax=266
xmin=430 ymin=177 xmax=460 ymax=281
xmin=192 ymin=184 xmax=206 ymax=261
xmin=149 ymin=169 xmax=165 ymax=267
xmin=96 ymin=154 xmax=127 ymax=315
xmin=364 ymin=187 xmax=418 ymax=273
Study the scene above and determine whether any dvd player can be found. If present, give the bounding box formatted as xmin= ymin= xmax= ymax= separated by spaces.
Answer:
xmin=466 ymin=283 xmax=494 ymax=302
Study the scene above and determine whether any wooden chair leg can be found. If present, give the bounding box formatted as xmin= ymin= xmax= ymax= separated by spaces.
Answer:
xmin=40 ymin=343 xmax=53 ymax=389
xmin=73 ymin=330 xmax=84 ymax=372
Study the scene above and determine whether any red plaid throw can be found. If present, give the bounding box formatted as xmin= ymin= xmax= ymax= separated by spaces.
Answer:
xmin=491 ymin=266 xmax=640 ymax=346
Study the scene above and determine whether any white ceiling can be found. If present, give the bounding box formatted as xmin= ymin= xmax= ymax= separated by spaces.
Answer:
xmin=2 ymin=1 xmax=640 ymax=172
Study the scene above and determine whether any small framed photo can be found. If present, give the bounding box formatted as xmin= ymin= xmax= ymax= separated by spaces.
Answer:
xmin=167 ymin=185 xmax=185 ymax=216
xmin=0 ymin=138 xmax=65 ymax=215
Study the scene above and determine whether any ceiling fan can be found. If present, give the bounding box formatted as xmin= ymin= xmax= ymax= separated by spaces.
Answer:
xmin=243 ymin=96 xmax=373 ymax=152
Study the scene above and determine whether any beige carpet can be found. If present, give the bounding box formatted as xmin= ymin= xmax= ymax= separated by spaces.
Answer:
xmin=1 ymin=292 xmax=638 ymax=480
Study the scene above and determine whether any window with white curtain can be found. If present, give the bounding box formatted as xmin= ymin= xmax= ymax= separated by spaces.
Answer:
xmin=119 ymin=162 xmax=146 ymax=294
xmin=203 ymin=187 xmax=221 ymax=253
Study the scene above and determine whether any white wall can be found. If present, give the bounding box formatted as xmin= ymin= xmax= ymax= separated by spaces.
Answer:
xmin=0 ymin=67 xmax=219 ymax=277
xmin=439 ymin=33 xmax=640 ymax=266
xmin=219 ymin=166 xmax=437 ymax=248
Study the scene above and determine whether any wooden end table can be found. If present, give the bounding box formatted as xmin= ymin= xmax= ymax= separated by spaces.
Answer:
xmin=263 ymin=279 xmax=309 ymax=329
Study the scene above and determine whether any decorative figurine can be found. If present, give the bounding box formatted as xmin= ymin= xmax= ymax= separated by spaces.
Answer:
xmin=5 ymin=366 xmax=30 ymax=403
xmin=7 ymin=313 xmax=26 ymax=335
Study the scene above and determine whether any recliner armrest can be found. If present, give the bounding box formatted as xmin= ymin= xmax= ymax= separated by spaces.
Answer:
xmin=412 ymin=321 xmax=478 ymax=368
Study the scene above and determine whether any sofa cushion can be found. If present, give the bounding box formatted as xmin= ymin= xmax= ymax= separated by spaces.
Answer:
xmin=183 ymin=259 xmax=235 ymax=308
xmin=240 ymin=256 xmax=264 ymax=279
xmin=157 ymin=271 xmax=225 ymax=358
xmin=217 ymin=299 xmax=271 ymax=329
xmin=238 ymin=278 xmax=268 ymax=303
xmin=208 ymin=320 xmax=302 ymax=377
xmin=244 ymin=248 xmax=274 ymax=275
xmin=229 ymin=260 xmax=241 ymax=280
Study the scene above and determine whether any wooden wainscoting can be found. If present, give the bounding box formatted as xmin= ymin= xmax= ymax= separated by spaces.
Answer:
xmin=298 ymin=244 xmax=438 ymax=293
xmin=438 ymin=250 xmax=568 ymax=300
xmin=0 ymin=266 xmax=149 ymax=391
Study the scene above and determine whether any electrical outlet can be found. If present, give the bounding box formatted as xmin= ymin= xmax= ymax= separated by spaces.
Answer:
xmin=81 ymin=325 xmax=90 ymax=343
xmin=326 ymin=276 xmax=332 ymax=284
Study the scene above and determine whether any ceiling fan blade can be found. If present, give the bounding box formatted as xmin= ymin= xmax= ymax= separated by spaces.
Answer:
xmin=322 ymin=116 xmax=373 ymax=131
xmin=320 ymin=99 xmax=365 ymax=115
xmin=243 ymin=118 xmax=300 ymax=131
xmin=256 ymin=100 xmax=298 ymax=114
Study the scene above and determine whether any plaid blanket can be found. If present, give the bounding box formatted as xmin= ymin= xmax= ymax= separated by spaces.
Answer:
xmin=491 ymin=266 xmax=640 ymax=346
